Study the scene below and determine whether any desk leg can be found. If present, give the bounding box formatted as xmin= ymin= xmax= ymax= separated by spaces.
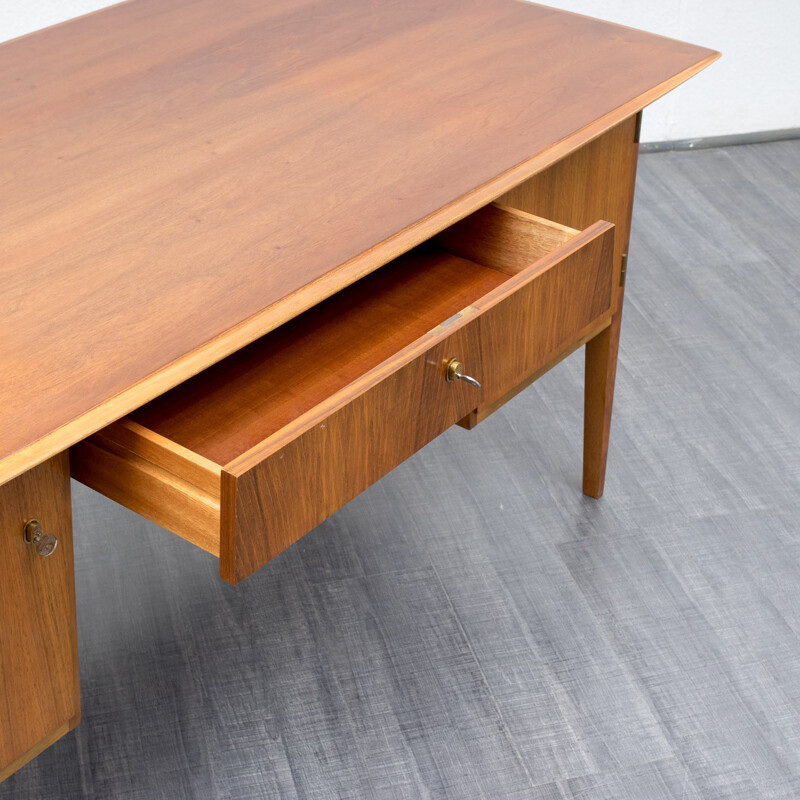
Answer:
xmin=0 ymin=453 xmax=80 ymax=783
xmin=583 ymin=309 xmax=622 ymax=498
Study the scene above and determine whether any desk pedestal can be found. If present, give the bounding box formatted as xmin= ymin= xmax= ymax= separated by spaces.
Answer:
xmin=0 ymin=454 xmax=80 ymax=781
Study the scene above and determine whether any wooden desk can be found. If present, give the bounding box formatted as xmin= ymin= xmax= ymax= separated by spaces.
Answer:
xmin=0 ymin=0 xmax=717 ymax=780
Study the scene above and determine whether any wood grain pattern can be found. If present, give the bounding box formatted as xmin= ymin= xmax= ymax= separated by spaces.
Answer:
xmin=0 ymin=454 xmax=79 ymax=781
xmin=458 ymin=317 xmax=612 ymax=430
xmin=0 ymin=0 xmax=718 ymax=486
xmin=497 ymin=115 xmax=642 ymax=496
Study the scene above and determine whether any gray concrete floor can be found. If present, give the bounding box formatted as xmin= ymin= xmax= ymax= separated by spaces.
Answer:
xmin=3 ymin=140 xmax=799 ymax=799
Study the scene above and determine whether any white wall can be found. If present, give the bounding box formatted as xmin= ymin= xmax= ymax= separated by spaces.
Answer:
xmin=533 ymin=0 xmax=800 ymax=142
xmin=2 ymin=1 xmax=798 ymax=143
xmin=0 ymin=0 xmax=114 ymax=43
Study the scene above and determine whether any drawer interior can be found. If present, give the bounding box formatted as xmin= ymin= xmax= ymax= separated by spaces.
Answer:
xmin=130 ymin=204 xmax=580 ymax=469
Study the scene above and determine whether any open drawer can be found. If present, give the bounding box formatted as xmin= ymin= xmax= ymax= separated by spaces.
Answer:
xmin=71 ymin=203 xmax=614 ymax=583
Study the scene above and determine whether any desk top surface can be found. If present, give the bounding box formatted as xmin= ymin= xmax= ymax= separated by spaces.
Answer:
xmin=0 ymin=0 xmax=717 ymax=484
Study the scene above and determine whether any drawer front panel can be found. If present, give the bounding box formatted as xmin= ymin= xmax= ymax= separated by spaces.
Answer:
xmin=221 ymin=324 xmax=483 ymax=583
xmin=478 ymin=221 xmax=615 ymax=397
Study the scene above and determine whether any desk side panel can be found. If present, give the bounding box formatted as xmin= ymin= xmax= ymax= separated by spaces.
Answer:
xmin=0 ymin=453 xmax=80 ymax=782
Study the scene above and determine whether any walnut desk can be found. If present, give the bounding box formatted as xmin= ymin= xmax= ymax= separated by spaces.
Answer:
xmin=0 ymin=0 xmax=717 ymax=781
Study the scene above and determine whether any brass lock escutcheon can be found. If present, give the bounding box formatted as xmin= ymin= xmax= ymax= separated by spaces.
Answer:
xmin=445 ymin=358 xmax=481 ymax=388
xmin=23 ymin=518 xmax=58 ymax=557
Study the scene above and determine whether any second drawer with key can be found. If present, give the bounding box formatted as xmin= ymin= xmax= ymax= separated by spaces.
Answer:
xmin=71 ymin=203 xmax=614 ymax=583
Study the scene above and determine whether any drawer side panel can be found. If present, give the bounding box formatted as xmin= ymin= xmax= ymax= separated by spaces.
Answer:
xmin=71 ymin=439 xmax=221 ymax=557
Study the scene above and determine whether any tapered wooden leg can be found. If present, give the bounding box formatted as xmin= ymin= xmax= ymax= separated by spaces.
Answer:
xmin=583 ymin=310 xmax=622 ymax=498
